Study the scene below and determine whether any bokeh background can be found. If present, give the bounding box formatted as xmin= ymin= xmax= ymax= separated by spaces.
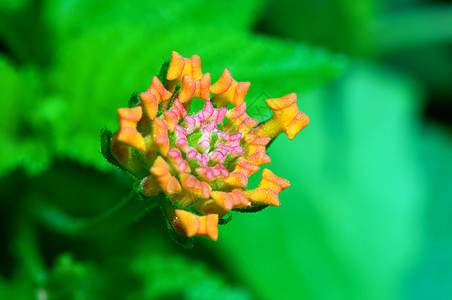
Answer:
xmin=1 ymin=0 xmax=451 ymax=299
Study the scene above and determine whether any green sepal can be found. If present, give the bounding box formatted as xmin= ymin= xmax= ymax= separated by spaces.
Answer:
xmin=157 ymin=60 xmax=170 ymax=86
xmin=131 ymin=148 xmax=148 ymax=170
xmin=100 ymin=128 xmax=139 ymax=181
xmin=168 ymin=131 xmax=176 ymax=144
xmin=218 ymin=211 xmax=232 ymax=225
xmin=223 ymin=153 xmax=232 ymax=170
xmin=187 ymin=131 xmax=203 ymax=147
xmin=233 ymin=204 xmax=269 ymax=213
xmin=266 ymin=135 xmax=278 ymax=151
xmin=100 ymin=128 xmax=119 ymax=167
xmin=169 ymin=84 xmax=181 ymax=108
xmin=128 ymin=92 xmax=140 ymax=108
xmin=186 ymin=158 xmax=199 ymax=172
xmin=210 ymin=131 xmax=219 ymax=149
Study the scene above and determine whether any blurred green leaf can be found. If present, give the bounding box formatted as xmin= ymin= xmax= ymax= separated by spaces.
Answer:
xmin=405 ymin=124 xmax=452 ymax=299
xmin=131 ymin=252 xmax=251 ymax=300
xmin=0 ymin=55 xmax=51 ymax=176
xmin=258 ymin=0 xmax=376 ymax=56
xmin=2 ymin=244 xmax=250 ymax=299
xmin=384 ymin=45 xmax=452 ymax=102
xmin=217 ymin=63 xmax=426 ymax=299
xmin=45 ymin=254 xmax=106 ymax=300
xmin=43 ymin=0 xmax=269 ymax=42
xmin=0 ymin=0 xmax=52 ymax=66
xmin=0 ymin=0 xmax=29 ymax=12
xmin=375 ymin=5 xmax=452 ymax=53
xmin=0 ymin=276 xmax=33 ymax=300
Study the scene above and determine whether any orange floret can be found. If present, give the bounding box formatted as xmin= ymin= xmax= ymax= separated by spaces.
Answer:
xmin=201 ymin=191 xmax=237 ymax=215
xmin=173 ymin=210 xmax=219 ymax=241
xmin=251 ymin=93 xmax=310 ymax=140
xmin=163 ymin=98 xmax=187 ymax=132
xmin=210 ymin=68 xmax=250 ymax=108
xmin=229 ymin=189 xmax=251 ymax=209
xmin=234 ymin=157 xmax=260 ymax=177
xmin=115 ymin=107 xmax=146 ymax=151
xmin=139 ymin=76 xmax=172 ymax=120
xmin=110 ymin=107 xmax=148 ymax=175
xmin=244 ymin=134 xmax=271 ymax=166
xmin=175 ymin=73 xmax=211 ymax=111
xmin=224 ymin=102 xmax=259 ymax=135
xmin=152 ymin=117 xmax=170 ymax=156
xmin=244 ymin=169 xmax=291 ymax=206
xmin=193 ymin=73 xmax=211 ymax=101
xmin=223 ymin=172 xmax=248 ymax=188
xmin=171 ymin=173 xmax=211 ymax=207
xmin=149 ymin=156 xmax=181 ymax=195
xmin=166 ymin=51 xmax=203 ymax=92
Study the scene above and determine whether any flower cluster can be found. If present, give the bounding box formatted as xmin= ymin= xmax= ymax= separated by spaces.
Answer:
xmin=109 ymin=51 xmax=309 ymax=241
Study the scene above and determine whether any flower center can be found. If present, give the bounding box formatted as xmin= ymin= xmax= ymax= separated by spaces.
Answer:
xmin=169 ymin=100 xmax=245 ymax=182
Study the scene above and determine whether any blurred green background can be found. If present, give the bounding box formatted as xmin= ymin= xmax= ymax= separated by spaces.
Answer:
xmin=1 ymin=0 xmax=451 ymax=299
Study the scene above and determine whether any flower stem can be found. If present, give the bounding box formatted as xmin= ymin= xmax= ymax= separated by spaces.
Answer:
xmin=13 ymin=218 xmax=47 ymax=284
xmin=31 ymin=190 xmax=160 ymax=237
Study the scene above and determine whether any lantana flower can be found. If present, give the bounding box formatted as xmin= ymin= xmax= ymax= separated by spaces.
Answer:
xmin=105 ymin=51 xmax=309 ymax=243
